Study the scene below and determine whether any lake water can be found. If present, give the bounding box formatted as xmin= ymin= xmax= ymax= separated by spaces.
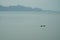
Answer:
xmin=0 ymin=11 xmax=60 ymax=40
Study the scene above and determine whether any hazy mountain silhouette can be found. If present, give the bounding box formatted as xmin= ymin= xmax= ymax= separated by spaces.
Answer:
xmin=0 ymin=5 xmax=42 ymax=11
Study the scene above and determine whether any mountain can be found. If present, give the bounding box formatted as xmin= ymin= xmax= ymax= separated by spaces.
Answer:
xmin=0 ymin=5 xmax=42 ymax=11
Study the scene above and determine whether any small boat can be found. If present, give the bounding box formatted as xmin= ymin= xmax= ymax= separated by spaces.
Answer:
xmin=40 ymin=25 xmax=46 ymax=27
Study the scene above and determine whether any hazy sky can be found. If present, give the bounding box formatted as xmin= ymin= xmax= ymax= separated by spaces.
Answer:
xmin=0 ymin=0 xmax=60 ymax=11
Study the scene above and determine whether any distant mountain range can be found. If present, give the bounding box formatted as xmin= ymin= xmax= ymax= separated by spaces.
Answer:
xmin=0 ymin=5 xmax=59 ymax=13
xmin=0 ymin=5 xmax=42 ymax=11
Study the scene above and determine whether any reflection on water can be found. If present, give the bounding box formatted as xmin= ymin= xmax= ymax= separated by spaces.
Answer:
xmin=0 ymin=12 xmax=60 ymax=40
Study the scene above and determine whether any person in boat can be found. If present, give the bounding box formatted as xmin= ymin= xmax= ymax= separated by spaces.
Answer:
xmin=40 ymin=25 xmax=46 ymax=27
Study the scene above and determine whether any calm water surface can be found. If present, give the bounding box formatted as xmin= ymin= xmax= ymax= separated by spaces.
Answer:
xmin=0 ymin=11 xmax=60 ymax=40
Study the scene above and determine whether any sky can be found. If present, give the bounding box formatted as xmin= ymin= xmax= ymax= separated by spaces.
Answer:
xmin=0 ymin=0 xmax=60 ymax=11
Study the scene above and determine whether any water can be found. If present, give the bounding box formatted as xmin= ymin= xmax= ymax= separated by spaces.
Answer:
xmin=0 ymin=11 xmax=60 ymax=40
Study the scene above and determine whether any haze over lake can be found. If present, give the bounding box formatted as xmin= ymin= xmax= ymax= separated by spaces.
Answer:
xmin=0 ymin=11 xmax=60 ymax=40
